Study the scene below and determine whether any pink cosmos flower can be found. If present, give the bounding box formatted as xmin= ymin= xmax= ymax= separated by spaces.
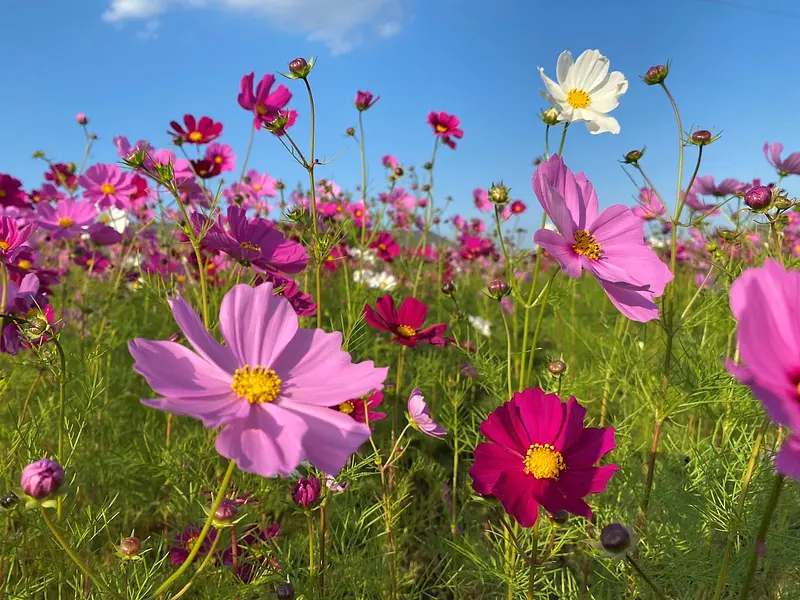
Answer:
xmin=113 ymin=136 xmax=152 ymax=161
xmin=0 ymin=217 xmax=36 ymax=263
xmin=470 ymin=387 xmax=617 ymax=527
xmin=407 ymin=388 xmax=446 ymax=438
xmin=355 ymin=90 xmax=379 ymax=111
xmin=532 ymin=155 xmax=673 ymax=322
xmin=364 ymin=295 xmax=447 ymax=348
xmin=334 ymin=390 xmax=386 ymax=426
xmin=44 ymin=163 xmax=77 ymax=190
xmin=37 ymin=199 xmax=97 ymax=240
xmin=205 ymin=143 xmax=236 ymax=173
xmin=726 ymin=260 xmax=800 ymax=480
xmin=0 ymin=174 xmax=29 ymax=209
xmin=29 ymin=183 xmax=64 ymax=205
xmin=129 ymin=283 xmax=387 ymax=477
xmin=510 ymin=200 xmax=527 ymax=215
xmin=764 ymin=142 xmax=800 ymax=176
xmin=169 ymin=115 xmax=223 ymax=144
xmin=79 ymin=164 xmax=137 ymax=210
xmin=382 ymin=155 xmax=399 ymax=169
xmin=473 ymin=188 xmax=492 ymax=212
xmin=238 ymin=72 xmax=294 ymax=129
xmin=691 ymin=175 xmax=747 ymax=198
xmin=683 ymin=190 xmax=719 ymax=215
xmin=74 ymin=250 xmax=111 ymax=274
xmin=632 ymin=188 xmax=664 ymax=221
xmin=168 ymin=524 xmax=217 ymax=565
xmin=246 ymin=170 xmax=278 ymax=198
xmin=369 ymin=232 xmax=400 ymax=262
xmin=427 ymin=112 xmax=464 ymax=149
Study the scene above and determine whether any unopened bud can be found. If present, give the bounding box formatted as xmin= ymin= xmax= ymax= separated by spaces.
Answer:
xmin=642 ymin=64 xmax=669 ymax=85
xmin=548 ymin=509 xmax=569 ymax=524
xmin=119 ymin=536 xmax=141 ymax=557
xmin=622 ymin=148 xmax=645 ymax=165
xmin=488 ymin=182 xmax=510 ymax=205
xmin=424 ymin=162 xmax=433 ymax=170
xmin=600 ymin=523 xmax=632 ymax=554
xmin=288 ymin=57 xmax=308 ymax=76
xmin=291 ymin=477 xmax=321 ymax=508
xmin=441 ymin=281 xmax=455 ymax=296
xmin=690 ymin=130 xmax=716 ymax=146
xmin=394 ymin=167 xmax=404 ymax=177
xmin=744 ymin=185 xmax=772 ymax=211
xmin=276 ymin=582 xmax=295 ymax=599
xmin=76 ymin=113 xmax=88 ymax=125
xmin=422 ymin=184 xmax=430 ymax=193
xmin=547 ymin=360 xmax=566 ymax=376
xmin=213 ymin=499 xmax=239 ymax=525
xmin=346 ymin=127 xmax=355 ymax=136
xmin=0 ymin=492 xmax=19 ymax=510
xmin=487 ymin=279 xmax=510 ymax=299
xmin=265 ymin=112 xmax=290 ymax=133
xmin=540 ymin=108 xmax=560 ymax=126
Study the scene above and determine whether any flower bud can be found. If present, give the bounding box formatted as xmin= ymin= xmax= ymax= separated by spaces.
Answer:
xmin=21 ymin=459 xmax=64 ymax=500
xmin=548 ymin=509 xmax=569 ymax=524
xmin=744 ymin=185 xmax=772 ymax=211
xmin=265 ymin=112 xmax=290 ymax=134
xmin=276 ymin=582 xmax=295 ymax=599
xmin=460 ymin=363 xmax=478 ymax=378
xmin=422 ymin=184 xmax=430 ymax=193
xmin=346 ymin=127 xmax=355 ymax=137
xmin=487 ymin=279 xmax=510 ymax=299
xmin=642 ymin=64 xmax=669 ymax=85
xmin=690 ymin=129 xmax=718 ymax=146
xmin=600 ymin=523 xmax=632 ymax=553
xmin=441 ymin=281 xmax=455 ymax=296
xmin=288 ymin=57 xmax=308 ymax=76
xmin=547 ymin=360 xmax=567 ymax=376
xmin=76 ymin=113 xmax=88 ymax=125
xmin=394 ymin=167 xmax=404 ymax=177
xmin=119 ymin=536 xmax=141 ymax=557
xmin=622 ymin=148 xmax=645 ymax=165
xmin=533 ymin=157 xmax=542 ymax=165
xmin=540 ymin=108 xmax=560 ymax=126
xmin=423 ymin=162 xmax=433 ymax=170
xmin=291 ymin=477 xmax=321 ymax=508
xmin=1 ymin=491 xmax=19 ymax=510
xmin=489 ymin=182 xmax=510 ymax=205
xmin=276 ymin=180 xmax=285 ymax=190
xmin=214 ymin=499 xmax=239 ymax=525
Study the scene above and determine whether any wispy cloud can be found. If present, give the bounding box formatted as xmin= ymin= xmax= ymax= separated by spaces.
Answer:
xmin=102 ymin=0 xmax=406 ymax=54
xmin=135 ymin=19 xmax=160 ymax=40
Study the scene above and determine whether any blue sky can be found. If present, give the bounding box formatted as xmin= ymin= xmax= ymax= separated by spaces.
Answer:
xmin=1 ymin=0 xmax=799 ymax=230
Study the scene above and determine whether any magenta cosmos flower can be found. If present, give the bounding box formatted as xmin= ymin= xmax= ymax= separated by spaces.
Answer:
xmin=196 ymin=206 xmax=308 ymax=274
xmin=0 ymin=174 xmax=29 ymax=209
xmin=427 ymin=111 xmax=463 ymax=149
xmin=238 ymin=72 xmax=294 ymax=128
xmin=169 ymin=114 xmax=223 ymax=145
xmin=691 ymin=175 xmax=746 ymax=198
xmin=37 ymin=198 xmax=97 ymax=240
xmin=334 ymin=390 xmax=386 ymax=426
xmin=408 ymin=388 xmax=446 ymax=438
xmin=79 ymin=164 xmax=137 ymax=210
xmin=470 ymin=387 xmax=617 ymax=527
xmin=726 ymin=260 xmax=800 ymax=480
xmin=632 ymin=188 xmax=664 ymax=221
xmin=355 ymin=90 xmax=379 ymax=111
xmin=532 ymin=155 xmax=673 ymax=322
xmin=764 ymin=142 xmax=800 ymax=176
xmin=369 ymin=232 xmax=400 ymax=262
xmin=204 ymin=143 xmax=236 ymax=173
xmin=364 ymin=295 xmax=447 ymax=348
xmin=0 ymin=216 xmax=36 ymax=263
xmin=129 ymin=283 xmax=388 ymax=477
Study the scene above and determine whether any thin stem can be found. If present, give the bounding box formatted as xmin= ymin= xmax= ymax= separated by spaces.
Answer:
xmin=556 ymin=123 xmax=569 ymax=157
xmin=518 ymin=212 xmax=549 ymax=389
xmin=40 ymin=508 xmax=113 ymax=596
xmin=52 ymin=338 xmax=68 ymax=521
xmin=236 ymin=124 xmax=258 ymax=188
xmin=167 ymin=533 xmax=223 ymax=600
xmin=769 ymin=213 xmax=785 ymax=266
xmin=738 ymin=473 xmax=785 ymax=600
xmin=153 ymin=460 xmax=237 ymax=597
xmin=302 ymin=77 xmax=323 ymax=329
xmin=626 ymin=556 xmax=667 ymax=600
xmin=358 ymin=110 xmax=368 ymax=249
xmin=495 ymin=205 xmax=512 ymax=282
xmin=307 ymin=512 xmax=316 ymax=579
xmin=526 ymin=520 xmax=540 ymax=599
xmin=411 ymin=139 xmax=440 ymax=297
xmin=319 ymin=491 xmax=328 ymax=597
xmin=637 ymin=418 xmax=663 ymax=531
xmin=524 ymin=267 xmax=560 ymax=387
xmin=599 ymin=316 xmax=627 ymax=427
xmin=500 ymin=308 xmax=514 ymax=399
xmin=391 ymin=346 xmax=407 ymax=449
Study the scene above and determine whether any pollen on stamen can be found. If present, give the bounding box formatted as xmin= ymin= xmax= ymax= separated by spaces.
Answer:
xmin=255 ymin=104 xmax=268 ymax=116
xmin=231 ymin=365 xmax=282 ymax=404
xmin=338 ymin=400 xmax=355 ymax=414
xmin=0 ymin=241 xmax=10 ymax=251
xmin=396 ymin=325 xmax=417 ymax=338
xmin=523 ymin=443 xmax=566 ymax=480
xmin=566 ymin=88 xmax=592 ymax=110
xmin=435 ymin=124 xmax=448 ymax=133
xmin=58 ymin=217 xmax=74 ymax=228
xmin=240 ymin=241 xmax=261 ymax=252
xmin=100 ymin=183 xmax=116 ymax=195
xmin=188 ymin=131 xmax=204 ymax=142
xmin=572 ymin=230 xmax=602 ymax=260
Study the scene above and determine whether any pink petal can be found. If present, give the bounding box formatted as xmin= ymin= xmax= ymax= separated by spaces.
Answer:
xmin=470 ymin=442 xmax=518 ymax=495
xmin=492 ymin=470 xmax=540 ymax=527
xmin=533 ymin=229 xmax=582 ymax=278
xmin=169 ymin=296 xmax=237 ymax=375
xmin=480 ymin=400 xmax=530 ymax=454
xmin=596 ymin=278 xmax=660 ymax=323
xmin=515 ymin=388 xmax=565 ymax=445
xmin=557 ymin=464 xmax=618 ymax=497
xmin=552 ymin=397 xmax=587 ymax=452
xmin=398 ymin=297 xmax=428 ymax=329
xmin=775 ymin=436 xmax=800 ymax=480
xmin=562 ymin=427 xmax=616 ymax=468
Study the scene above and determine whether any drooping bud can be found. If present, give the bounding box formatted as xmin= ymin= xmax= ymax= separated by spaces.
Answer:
xmin=119 ymin=536 xmax=142 ymax=558
xmin=547 ymin=360 xmax=567 ymax=376
xmin=744 ymin=185 xmax=772 ymax=211
xmin=487 ymin=279 xmax=510 ymax=300
xmin=600 ymin=523 xmax=633 ymax=555
xmin=423 ymin=162 xmax=433 ymax=170
xmin=540 ymin=108 xmax=560 ymax=126
xmin=488 ymin=182 xmax=510 ymax=205
xmin=21 ymin=458 xmax=64 ymax=501
xmin=441 ymin=281 xmax=455 ymax=296
xmin=642 ymin=64 xmax=669 ymax=85
xmin=291 ymin=477 xmax=321 ymax=508
xmin=276 ymin=582 xmax=295 ymax=599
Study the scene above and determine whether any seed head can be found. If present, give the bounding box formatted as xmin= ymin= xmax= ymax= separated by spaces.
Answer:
xmin=441 ymin=281 xmax=455 ymax=296
xmin=489 ymin=182 xmax=510 ymax=206
xmin=600 ymin=523 xmax=632 ymax=554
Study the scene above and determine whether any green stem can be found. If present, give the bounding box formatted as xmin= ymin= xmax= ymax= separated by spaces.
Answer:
xmin=302 ymin=77 xmax=323 ymax=330
xmin=319 ymin=491 xmax=328 ymax=597
xmin=307 ymin=512 xmax=316 ymax=578
xmin=411 ymin=139 xmax=440 ymax=297
xmin=500 ymin=308 xmax=514 ymax=399
xmin=52 ymin=338 xmax=68 ymax=521
xmin=153 ymin=460 xmax=237 ymax=597
xmin=167 ymin=534 xmax=223 ymax=600
xmin=391 ymin=346 xmax=407 ymax=446
xmin=556 ymin=123 xmax=569 ymax=157
xmin=738 ymin=473 xmax=785 ymax=600
xmin=518 ymin=212 xmax=549 ymax=389
xmin=524 ymin=267 xmax=560 ymax=387
xmin=599 ymin=316 xmax=627 ymax=427
xmin=526 ymin=520 xmax=540 ymax=599
xmin=495 ymin=205 xmax=512 ymax=282
xmin=626 ymin=556 xmax=667 ymax=600
xmin=358 ymin=110 xmax=368 ymax=249
xmin=236 ymin=124 xmax=257 ymax=188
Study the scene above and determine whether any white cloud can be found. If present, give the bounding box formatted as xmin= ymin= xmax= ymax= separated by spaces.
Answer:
xmin=135 ymin=19 xmax=160 ymax=40
xmin=102 ymin=0 xmax=405 ymax=53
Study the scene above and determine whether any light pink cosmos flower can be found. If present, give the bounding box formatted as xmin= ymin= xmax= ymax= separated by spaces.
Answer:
xmin=691 ymin=175 xmax=746 ymax=198
xmin=407 ymin=388 xmax=446 ymax=438
xmin=473 ymin=188 xmax=492 ymax=212
xmin=37 ymin=198 xmax=97 ymax=240
xmin=204 ymin=143 xmax=236 ymax=173
xmin=79 ymin=164 xmax=137 ymax=210
xmin=532 ymin=155 xmax=673 ymax=322
xmin=726 ymin=260 xmax=800 ymax=480
xmin=382 ymin=155 xmax=399 ymax=169
xmin=763 ymin=142 xmax=800 ymax=176
xmin=129 ymin=283 xmax=388 ymax=478
xmin=632 ymin=188 xmax=664 ymax=221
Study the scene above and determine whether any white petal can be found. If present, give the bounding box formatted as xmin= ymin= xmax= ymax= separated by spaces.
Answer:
xmin=584 ymin=112 xmax=621 ymax=135
xmin=539 ymin=69 xmax=567 ymax=101
xmin=555 ymin=50 xmax=574 ymax=86
xmin=570 ymin=49 xmax=603 ymax=88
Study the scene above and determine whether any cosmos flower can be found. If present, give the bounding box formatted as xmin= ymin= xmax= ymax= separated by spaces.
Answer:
xmin=726 ymin=260 xmax=800 ymax=480
xmin=538 ymin=49 xmax=628 ymax=135
xmin=355 ymin=90 xmax=380 ymax=111
xmin=79 ymin=164 xmax=137 ymax=210
xmin=364 ymin=295 xmax=447 ymax=348
xmin=468 ymin=315 xmax=492 ymax=337
xmin=532 ymin=155 xmax=673 ymax=322
xmin=407 ymin=388 xmax=446 ymax=438
xmin=470 ymin=387 xmax=617 ymax=527
xmin=129 ymin=283 xmax=388 ymax=477
xmin=238 ymin=72 xmax=295 ymax=129
xmin=473 ymin=188 xmax=493 ymax=212
xmin=763 ymin=142 xmax=800 ymax=176
xmin=0 ymin=216 xmax=36 ymax=263
xmin=0 ymin=174 xmax=29 ymax=209
xmin=37 ymin=199 xmax=97 ymax=240
xmin=427 ymin=111 xmax=464 ymax=149
xmin=333 ymin=390 xmax=386 ymax=426
xmin=632 ymin=188 xmax=665 ymax=221
xmin=168 ymin=524 xmax=217 ymax=565
xmin=169 ymin=115 xmax=223 ymax=145
xmin=691 ymin=175 xmax=747 ymax=198
xmin=369 ymin=232 xmax=400 ymax=262
xmin=204 ymin=143 xmax=236 ymax=173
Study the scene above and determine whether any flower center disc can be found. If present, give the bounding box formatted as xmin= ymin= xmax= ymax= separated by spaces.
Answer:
xmin=435 ymin=124 xmax=448 ymax=133
xmin=0 ymin=241 xmax=10 ymax=251
xmin=523 ymin=443 xmax=565 ymax=480
xmin=58 ymin=217 xmax=74 ymax=228
xmin=101 ymin=183 xmax=116 ymax=195
xmin=339 ymin=400 xmax=355 ymax=414
xmin=240 ymin=241 xmax=261 ymax=252
xmin=231 ymin=365 xmax=282 ymax=404
xmin=188 ymin=131 xmax=204 ymax=142
xmin=566 ymin=88 xmax=591 ymax=109
xmin=572 ymin=230 xmax=602 ymax=260
xmin=396 ymin=325 xmax=417 ymax=338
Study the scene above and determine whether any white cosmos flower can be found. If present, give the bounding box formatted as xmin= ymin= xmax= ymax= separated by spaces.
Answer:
xmin=98 ymin=206 xmax=130 ymax=233
xmin=468 ymin=315 xmax=492 ymax=338
xmin=349 ymin=247 xmax=377 ymax=266
xmin=538 ymin=49 xmax=628 ymax=135
xmin=368 ymin=271 xmax=397 ymax=291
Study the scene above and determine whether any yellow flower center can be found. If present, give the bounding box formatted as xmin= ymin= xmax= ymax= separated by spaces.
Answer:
xmin=58 ymin=217 xmax=74 ymax=228
xmin=188 ymin=131 xmax=204 ymax=142
xmin=86 ymin=259 xmax=95 ymax=267
xmin=523 ymin=443 xmax=565 ymax=480
xmin=572 ymin=230 xmax=602 ymax=260
xmin=378 ymin=243 xmax=387 ymax=251
xmin=326 ymin=254 xmax=335 ymax=262
xmin=396 ymin=325 xmax=417 ymax=338
xmin=240 ymin=241 xmax=261 ymax=252
xmin=184 ymin=534 xmax=199 ymax=552
xmin=566 ymin=88 xmax=591 ymax=109
xmin=100 ymin=215 xmax=110 ymax=223
xmin=435 ymin=124 xmax=448 ymax=133
xmin=214 ymin=156 xmax=223 ymax=164
xmin=32 ymin=195 xmax=41 ymax=203
xmin=0 ymin=190 xmax=6 ymax=198
xmin=339 ymin=400 xmax=355 ymax=414
xmin=0 ymin=241 xmax=9 ymax=251
xmin=256 ymin=103 xmax=268 ymax=116
xmin=355 ymin=209 xmax=363 ymax=217
xmin=176 ymin=275 xmax=186 ymax=283
xmin=231 ymin=365 xmax=282 ymax=404
xmin=101 ymin=183 xmax=116 ymax=195
xmin=253 ymin=184 xmax=262 ymax=191
xmin=17 ymin=260 xmax=31 ymax=270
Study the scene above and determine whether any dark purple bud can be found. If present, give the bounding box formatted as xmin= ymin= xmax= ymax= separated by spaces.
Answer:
xmin=276 ymin=180 xmax=286 ymax=190
xmin=394 ymin=167 xmax=404 ymax=177
xmin=744 ymin=185 xmax=772 ymax=211
xmin=547 ymin=360 xmax=567 ymax=376
xmin=533 ymin=157 xmax=542 ymax=165
xmin=642 ymin=64 xmax=669 ymax=85
xmin=346 ymin=127 xmax=355 ymax=136
xmin=623 ymin=148 xmax=645 ymax=164
xmin=21 ymin=459 xmax=64 ymax=500
xmin=214 ymin=499 xmax=239 ymax=524
xmin=460 ymin=363 xmax=478 ymax=378
xmin=441 ymin=281 xmax=455 ymax=296
xmin=276 ymin=582 xmax=295 ymax=599
xmin=288 ymin=57 xmax=308 ymax=75
xmin=119 ymin=536 xmax=141 ymax=557
xmin=291 ymin=477 xmax=321 ymax=508
xmin=600 ymin=523 xmax=632 ymax=553
xmin=487 ymin=279 xmax=510 ymax=299
xmin=548 ymin=509 xmax=569 ymax=524
xmin=423 ymin=162 xmax=433 ymax=170
xmin=691 ymin=130 xmax=712 ymax=144
xmin=1 ymin=492 xmax=19 ymax=510
xmin=422 ymin=184 xmax=431 ymax=192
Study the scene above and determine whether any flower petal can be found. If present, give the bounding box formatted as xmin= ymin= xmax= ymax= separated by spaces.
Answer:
xmin=169 ymin=296 xmax=238 ymax=375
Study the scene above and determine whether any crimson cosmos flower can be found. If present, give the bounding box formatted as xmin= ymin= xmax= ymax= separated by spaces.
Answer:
xmin=169 ymin=114 xmax=223 ymax=144
xmin=363 ymin=295 xmax=447 ymax=348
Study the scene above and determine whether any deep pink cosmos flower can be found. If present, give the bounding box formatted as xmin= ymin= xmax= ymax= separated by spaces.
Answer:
xmin=196 ymin=206 xmax=308 ymax=274
xmin=408 ymin=389 xmax=446 ymax=438
xmin=691 ymin=175 xmax=747 ymax=198
xmin=510 ymin=200 xmax=527 ymax=215
xmin=190 ymin=159 xmax=222 ymax=180
xmin=382 ymin=155 xmax=399 ymax=169
xmin=363 ymin=295 xmax=447 ymax=348
xmin=355 ymin=90 xmax=380 ymax=111
xmin=0 ymin=216 xmax=36 ymax=263
xmin=168 ymin=524 xmax=218 ymax=565
xmin=632 ymin=188 xmax=665 ymax=221
xmin=532 ymin=155 xmax=673 ymax=322
xmin=470 ymin=387 xmax=617 ymax=527
xmin=79 ymin=164 xmax=137 ymax=210
xmin=726 ymin=260 xmax=800 ymax=480
xmin=427 ymin=111 xmax=464 ymax=148
xmin=74 ymin=250 xmax=111 ymax=274
xmin=473 ymin=188 xmax=492 ymax=212
xmin=369 ymin=232 xmax=400 ymax=262
xmin=260 ymin=272 xmax=317 ymax=318
xmin=129 ymin=283 xmax=387 ymax=477
xmin=238 ymin=72 xmax=294 ymax=128
xmin=44 ymin=163 xmax=77 ymax=190
xmin=334 ymin=391 xmax=386 ymax=426
xmin=37 ymin=199 xmax=97 ymax=240
xmin=169 ymin=115 xmax=223 ymax=145
xmin=204 ymin=143 xmax=236 ymax=173
xmin=764 ymin=142 xmax=800 ymax=176
xmin=0 ymin=174 xmax=29 ymax=209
